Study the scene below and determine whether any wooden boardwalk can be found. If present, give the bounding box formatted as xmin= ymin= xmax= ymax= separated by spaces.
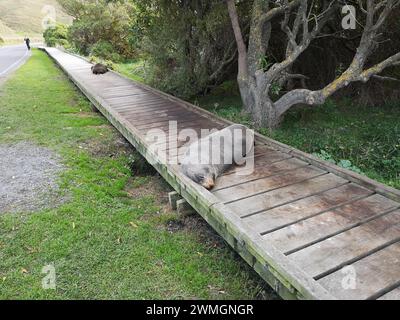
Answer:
xmin=43 ymin=48 xmax=400 ymax=300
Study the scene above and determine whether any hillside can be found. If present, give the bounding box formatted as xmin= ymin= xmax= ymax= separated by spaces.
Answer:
xmin=0 ymin=20 xmax=14 ymax=35
xmin=0 ymin=0 xmax=71 ymax=38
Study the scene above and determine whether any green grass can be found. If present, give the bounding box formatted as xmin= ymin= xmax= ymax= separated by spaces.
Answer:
xmin=114 ymin=60 xmax=147 ymax=83
xmin=0 ymin=50 xmax=272 ymax=300
xmin=195 ymin=81 xmax=400 ymax=190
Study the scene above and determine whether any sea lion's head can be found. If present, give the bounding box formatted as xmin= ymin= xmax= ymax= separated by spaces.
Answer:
xmin=182 ymin=164 xmax=216 ymax=190
xmin=197 ymin=171 xmax=216 ymax=190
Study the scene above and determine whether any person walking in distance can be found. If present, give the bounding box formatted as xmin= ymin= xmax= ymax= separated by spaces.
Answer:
xmin=24 ymin=37 xmax=31 ymax=50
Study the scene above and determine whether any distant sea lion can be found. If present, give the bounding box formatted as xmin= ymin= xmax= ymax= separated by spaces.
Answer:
xmin=180 ymin=124 xmax=254 ymax=190
xmin=91 ymin=63 xmax=108 ymax=75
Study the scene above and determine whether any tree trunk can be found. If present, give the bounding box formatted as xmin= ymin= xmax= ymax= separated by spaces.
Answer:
xmin=252 ymin=96 xmax=279 ymax=129
xmin=237 ymin=78 xmax=254 ymax=114
xmin=239 ymin=79 xmax=281 ymax=130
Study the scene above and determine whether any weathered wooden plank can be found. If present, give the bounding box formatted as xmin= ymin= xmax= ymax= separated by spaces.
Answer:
xmin=259 ymin=137 xmax=400 ymax=203
xmin=213 ymin=166 xmax=327 ymax=203
xmin=219 ymin=152 xmax=294 ymax=178
xmin=110 ymin=97 xmax=166 ymax=108
xmin=378 ymin=287 xmax=400 ymax=300
xmin=244 ymin=183 xmax=373 ymax=235
xmin=140 ymin=119 xmax=223 ymax=134
xmin=101 ymin=84 xmax=140 ymax=91
xmin=124 ymin=108 xmax=213 ymax=123
xmin=82 ymin=79 xmax=128 ymax=88
xmin=101 ymin=88 xmax=144 ymax=95
xmin=143 ymin=123 xmax=231 ymax=151
xmin=102 ymin=89 xmax=148 ymax=98
xmin=135 ymin=115 xmax=219 ymax=133
xmin=125 ymin=113 xmax=194 ymax=127
xmin=225 ymin=174 xmax=348 ymax=217
xmin=262 ymin=194 xmax=399 ymax=254
xmin=125 ymin=109 xmax=199 ymax=124
xmin=318 ymin=242 xmax=400 ymax=300
xmin=212 ymin=203 xmax=336 ymax=300
xmin=288 ymin=209 xmax=400 ymax=279
xmin=215 ymin=157 xmax=306 ymax=189
xmin=109 ymin=94 xmax=165 ymax=103
xmin=118 ymin=104 xmax=181 ymax=115
xmin=248 ymin=145 xmax=286 ymax=158
xmin=109 ymin=96 xmax=166 ymax=106
xmin=102 ymin=89 xmax=149 ymax=97
xmin=135 ymin=115 xmax=206 ymax=130
xmin=146 ymin=127 xmax=206 ymax=148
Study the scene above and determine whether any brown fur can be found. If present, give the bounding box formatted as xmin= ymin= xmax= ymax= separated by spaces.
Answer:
xmin=180 ymin=124 xmax=255 ymax=190
xmin=91 ymin=63 xmax=108 ymax=75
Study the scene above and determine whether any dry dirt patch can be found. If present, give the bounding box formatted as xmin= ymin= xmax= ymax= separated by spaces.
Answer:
xmin=0 ymin=142 xmax=65 ymax=214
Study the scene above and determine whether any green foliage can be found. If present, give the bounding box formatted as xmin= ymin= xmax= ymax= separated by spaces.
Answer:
xmin=43 ymin=24 xmax=70 ymax=48
xmin=135 ymin=0 xmax=248 ymax=99
xmin=270 ymin=82 xmax=282 ymax=98
xmin=58 ymin=0 xmax=135 ymax=59
xmin=114 ymin=60 xmax=147 ymax=83
xmin=259 ymin=55 xmax=272 ymax=71
xmin=90 ymin=41 xmax=122 ymax=62
xmin=311 ymin=149 xmax=336 ymax=163
xmin=313 ymin=150 xmax=363 ymax=174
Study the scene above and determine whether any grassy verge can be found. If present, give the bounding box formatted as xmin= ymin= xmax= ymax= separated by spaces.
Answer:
xmin=194 ymin=81 xmax=400 ymax=190
xmin=0 ymin=50 xmax=273 ymax=299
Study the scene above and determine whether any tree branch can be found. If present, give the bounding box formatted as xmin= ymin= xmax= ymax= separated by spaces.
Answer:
xmin=226 ymin=0 xmax=248 ymax=80
xmin=209 ymin=42 xmax=238 ymax=81
xmin=265 ymin=0 xmax=338 ymax=84
xmin=372 ymin=75 xmax=400 ymax=82
xmin=358 ymin=52 xmax=400 ymax=82
xmin=275 ymin=51 xmax=400 ymax=117
xmin=259 ymin=0 xmax=302 ymax=25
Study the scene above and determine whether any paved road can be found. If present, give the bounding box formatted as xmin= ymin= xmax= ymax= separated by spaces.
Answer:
xmin=0 ymin=44 xmax=31 ymax=79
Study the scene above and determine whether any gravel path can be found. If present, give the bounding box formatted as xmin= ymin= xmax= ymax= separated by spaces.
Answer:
xmin=0 ymin=142 xmax=65 ymax=214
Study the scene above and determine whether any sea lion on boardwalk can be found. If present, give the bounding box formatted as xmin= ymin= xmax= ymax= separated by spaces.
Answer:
xmin=180 ymin=124 xmax=254 ymax=190
xmin=91 ymin=63 xmax=108 ymax=75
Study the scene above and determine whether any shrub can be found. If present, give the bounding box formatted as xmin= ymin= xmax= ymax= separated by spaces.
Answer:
xmin=59 ymin=0 xmax=135 ymax=60
xmin=43 ymin=24 xmax=70 ymax=48
xmin=90 ymin=41 xmax=122 ymax=63
xmin=136 ymin=0 xmax=250 ymax=99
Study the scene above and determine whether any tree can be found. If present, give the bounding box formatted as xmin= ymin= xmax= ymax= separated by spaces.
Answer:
xmin=43 ymin=24 xmax=70 ymax=48
xmin=226 ymin=0 xmax=400 ymax=129
xmin=135 ymin=0 xmax=248 ymax=98
xmin=58 ymin=0 xmax=135 ymax=58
